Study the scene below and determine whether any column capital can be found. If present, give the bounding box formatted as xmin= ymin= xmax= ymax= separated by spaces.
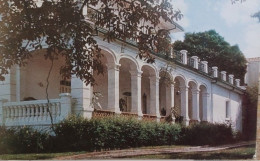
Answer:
xmin=107 ymin=63 xmax=121 ymax=71
xmin=202 ymin=92 xmax=210 ymax=97
xmin=191 ymin=56 xmax=198 ymax=60
xmin=221 ymin=71 xmax=227 ymax=74
xmin=149 ymin=76 xmax=160 ymax=82
xmin=129 ymin=70 xmax=142 ymax=77
xmin=212 ymin=66 xmax=218 ymax=70
xmin=191 ymin=89 xmax=200 ymax=94
xmin=201 ymin=61 xmax=208 ymax=65
xmin=180 ymin=85 xmax=188 ymax=91
xmin=228 ymin=74 xmax=234 ymax=78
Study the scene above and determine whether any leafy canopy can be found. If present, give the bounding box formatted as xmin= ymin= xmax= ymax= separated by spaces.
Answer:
xmin=0 ymin=0 xmax=182 ymax=85
xmin=173 ymin=30 xmax=247 ymax=82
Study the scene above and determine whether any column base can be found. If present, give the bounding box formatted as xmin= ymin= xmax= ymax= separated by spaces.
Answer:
xmin=189 ymin=119 xmax=200 ymax=125
xmin=82 ymin=109 xmax=94 ymax=119
xmin=201 ymin=120 xmax=208 ymax=124
xmin=183 ymin=118 xmax=190 ymax=126
xmin=107 ymin=108 xmax=121 ymax=114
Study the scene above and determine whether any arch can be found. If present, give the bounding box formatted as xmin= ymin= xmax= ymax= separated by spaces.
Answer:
xmin=173 ymin=74 xmax=187 ymax=87
xmin=119 ymin=55 xmax=141 ymax=71
xmin=198 ymin=82 xmax=208 ymax=91
xmin=141 ymin=63 xmax=159 ymax=78
xmin=187 ymin=79 xmax=199 ymax=89
xmin=99 ymin=45 xmax=118 ymax=64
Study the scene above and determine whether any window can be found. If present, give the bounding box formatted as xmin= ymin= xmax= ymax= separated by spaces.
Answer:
xmin=225 ymin=100 xmax=231 ymax=119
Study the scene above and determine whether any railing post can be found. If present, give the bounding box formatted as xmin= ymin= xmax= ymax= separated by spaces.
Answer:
xmin=228 ymin=74 xmax=234 ymax=84
xmin=235 ymin=79 xmax=240 ymax=87
xmin=220 ymin=71 xmax=227 ymax=81
xmin=201 ymin=61 xmax=208 ymax=73
xmin=191 ymin=56 xmax=199 ymax=69
xmin=180 ymin=50 xmax=187 ymax=64
xmin=59 ymin=93 xmax=72 ymax=120
xmin=0 ymin=99 xmax=7 ymax=126
xmin=212 ymin=67 xmax=218 ymax=78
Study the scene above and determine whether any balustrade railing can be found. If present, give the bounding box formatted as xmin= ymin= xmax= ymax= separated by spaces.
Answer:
xmin=208 ymin=66 xmax=213 ymax=77
xmin=174 ymin=50 xmax=183 ymax=63
xmin=3 ymin=100 xmax=60 ymax=126
xmin=87 ymin=7 xmax=138 ymax=42
xmin=142 ymin=114 xmax=157 ymax=121
xmin=198 ymin=62 xmax=205 ymax=72
xmin=1 ymin=93 xmax=71 ymax=126
xmin=187 ymin=57 xmax=194 ymax=67
xmin=92 ymin=109 xmax=115 ymax=118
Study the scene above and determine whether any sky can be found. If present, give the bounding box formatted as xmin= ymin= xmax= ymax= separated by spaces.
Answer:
xmin=171 ymin=0 xmax=260 ymax=58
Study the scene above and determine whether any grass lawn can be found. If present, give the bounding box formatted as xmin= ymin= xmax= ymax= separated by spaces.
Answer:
xmin=128 ymin=145 xmax=256 ymax=160
xmin=0 ymin=151 xmax=86 ymax=160
xmin=0 ymin=145 xmax=255 ymax=160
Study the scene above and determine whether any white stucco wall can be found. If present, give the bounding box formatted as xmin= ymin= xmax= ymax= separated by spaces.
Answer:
xmin=211 ymin=84 xmax=242 ymax=131
xmin=20 ymin=51 xmax=65 ymax=100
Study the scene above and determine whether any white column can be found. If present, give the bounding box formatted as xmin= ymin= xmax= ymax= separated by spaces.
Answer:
xmin=191 ymin=56 xmax=199 ymax=69
xmin=166 ymin=84 xmax=175 ymax=116
xmin=0 ymin=67 xmax=16 ymax=101
xmin=130 ymin=70 xmax=143 ymax=116
xmin=149 ymin=76 xmax=160 ymax=118
xmin=71 ymin=75 xmax=93 ymax=119
xmin=16 ymin=65 xmax=20 ymax=102
xmin=59 ymin=93 xmax=72 ymax=119
xmin=202 ymin=92 xmax=210 ymax=122
xmin=201 ymin=61 xmax=208 ymax=73
xmin=180 ymin=50 xmax=187 ymax=64
xmin=191 ymin=89 xmax=200 ymax=121
xmin=180 ymin=85 xmax=189 ymax=126
xmin=107 ymin=64 xmax=121 ymax=113
xmin=212 ymin=66 xmax=218 ymax=78
xmin=0 ymin=99 xmax=6 ymax=125
xmin=221 ymin=71 xmax=227 ymax=81
xmin=228 ymin=74 xmax=234 ymax=84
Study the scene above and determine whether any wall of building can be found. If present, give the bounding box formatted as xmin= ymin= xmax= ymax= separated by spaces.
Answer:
xmin=211 ymin=84 xmax=242 ymax=131
xmin=20 ymin=51 xmax=65 ymax=100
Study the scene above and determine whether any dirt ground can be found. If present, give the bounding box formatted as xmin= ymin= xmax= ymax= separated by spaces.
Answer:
xmin=54 ymin=141 xmax=255 ymax=160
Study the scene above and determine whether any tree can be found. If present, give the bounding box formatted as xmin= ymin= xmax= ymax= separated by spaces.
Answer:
xmin=252 ymin=11 xmax=260 ymax=22
xmin=0 ymin=0 xmax=182 ymax=85
xmin=173 ymin=30 xmax=247 ymax=82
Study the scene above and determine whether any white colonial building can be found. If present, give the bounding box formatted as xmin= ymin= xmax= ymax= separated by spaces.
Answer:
xmin=0 ymin=5 xmax=245 ymax=131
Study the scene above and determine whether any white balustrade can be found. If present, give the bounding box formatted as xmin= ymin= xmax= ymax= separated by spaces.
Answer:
xmin=0 ymin=93 xmax=71 ymax=126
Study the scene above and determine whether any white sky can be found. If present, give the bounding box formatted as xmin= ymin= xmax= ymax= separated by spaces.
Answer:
xmin=171 ymin=0 xmax=260 ymax=58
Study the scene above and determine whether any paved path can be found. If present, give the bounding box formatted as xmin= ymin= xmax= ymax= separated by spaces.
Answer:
xmin=55 ymin=141 xmax=255 ymax=159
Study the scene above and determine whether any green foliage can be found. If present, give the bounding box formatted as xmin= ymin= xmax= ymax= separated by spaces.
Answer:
xmin=0 ymin=116 xmax=240 ymax=154
xmin=179 ymin=122 xmax=235 ymax=146
xmin=242 ymin=85 xmax=258 ymax=140
xmin=0 ymin=126 xmax=50 ymax=154
xmin=53 ymin=116 xmax=182 ymax=152
xmin=0 ymin=0 xmax=182 ymax=84
xmin=173 ymin=30 xmax=247 ymax=82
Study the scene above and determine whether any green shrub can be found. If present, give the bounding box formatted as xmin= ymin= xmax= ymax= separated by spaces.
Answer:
xmin=0 ymin=126 xmax=49 ymax=154
xmin=0 ymin=116 xmax=240 ymax=154
xmin=179 ymin=122 xmax=234 ymax=145
xmin=53 ymin=116 xmax=181 ymax=152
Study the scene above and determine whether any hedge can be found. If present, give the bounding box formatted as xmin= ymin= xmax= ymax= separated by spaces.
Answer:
xmin=0 ymin=116 xmax=239 ymax=154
